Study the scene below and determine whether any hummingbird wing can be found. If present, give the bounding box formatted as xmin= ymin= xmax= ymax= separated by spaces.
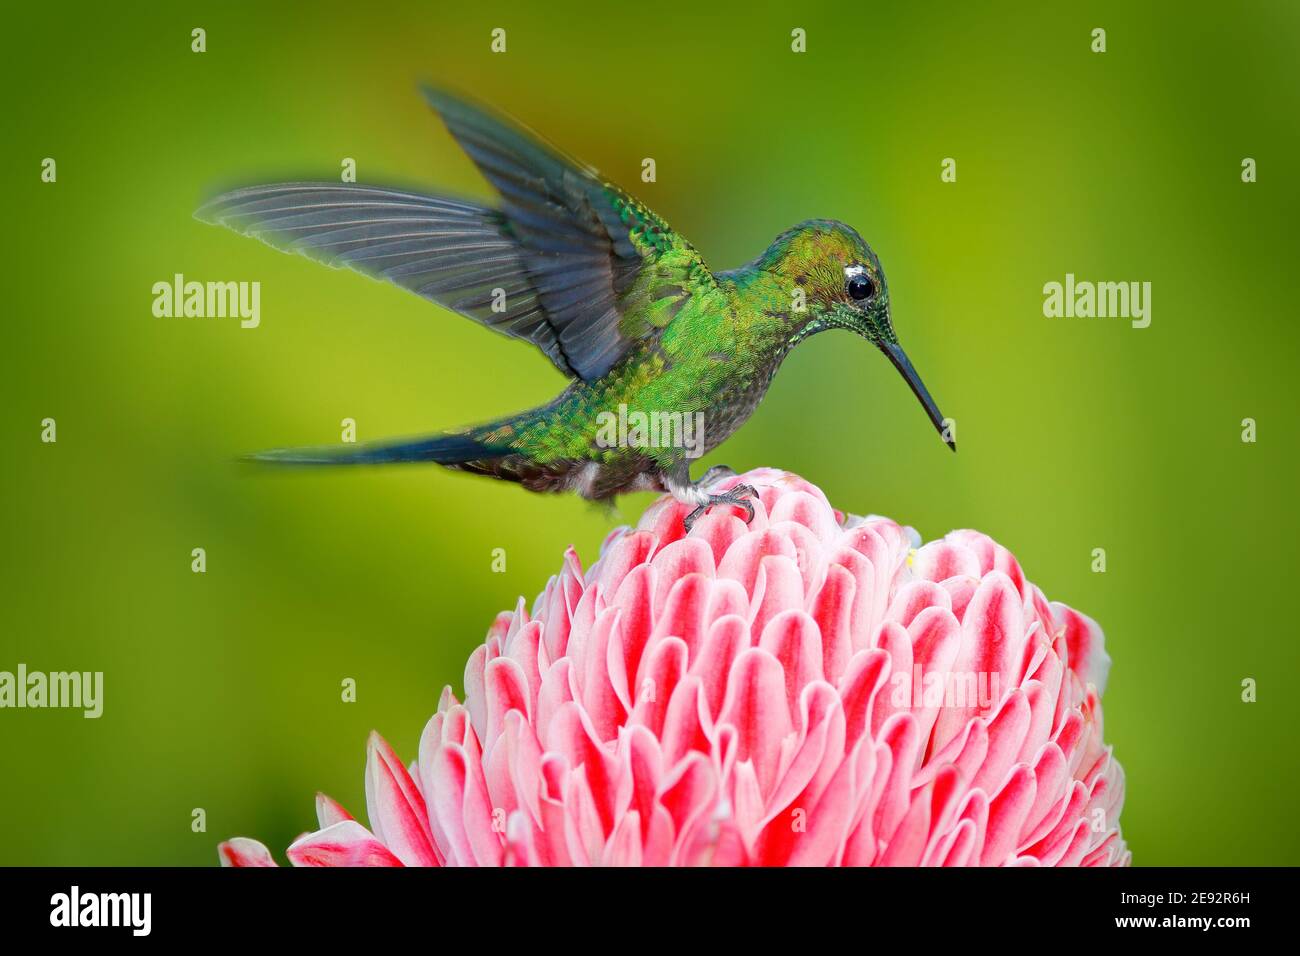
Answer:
xmin=196 ymin=87 xmax=709 ymax=382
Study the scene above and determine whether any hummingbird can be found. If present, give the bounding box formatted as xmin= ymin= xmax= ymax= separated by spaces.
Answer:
xmin=198 ymin=88 xmax=954 ymax=530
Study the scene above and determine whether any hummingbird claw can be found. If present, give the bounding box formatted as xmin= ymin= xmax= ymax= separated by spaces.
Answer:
xmin=683 ymin=483 xmax=758 ymax=533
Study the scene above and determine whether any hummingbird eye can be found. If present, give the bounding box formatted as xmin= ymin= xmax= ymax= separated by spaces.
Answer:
xmin=846 ymin=274 xmax=874 ymax=302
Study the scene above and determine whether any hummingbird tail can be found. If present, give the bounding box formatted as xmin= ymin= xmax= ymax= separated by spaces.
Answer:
xmin=244 ymin=432 xmax=510 ymax=466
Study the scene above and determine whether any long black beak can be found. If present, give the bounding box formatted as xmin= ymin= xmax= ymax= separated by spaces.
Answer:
xmin=883 ymin=342 xmax=955 ymax=451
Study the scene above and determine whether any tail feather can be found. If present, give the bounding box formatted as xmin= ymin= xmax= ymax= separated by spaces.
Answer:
xmin=245 ymin=432 xmax=509 ymax=466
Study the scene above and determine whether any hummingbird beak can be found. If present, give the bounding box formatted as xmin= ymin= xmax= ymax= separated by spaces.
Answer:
xmin=882 ymin=342 xmax=955 ymax=451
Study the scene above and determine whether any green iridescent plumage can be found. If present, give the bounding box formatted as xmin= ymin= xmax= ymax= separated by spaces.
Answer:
xmin=198 ymin=88 xmax=952 ymax=518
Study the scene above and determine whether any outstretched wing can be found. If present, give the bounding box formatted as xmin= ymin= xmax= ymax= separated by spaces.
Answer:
xmin=196 ymin=87 xmax=711 ymax=382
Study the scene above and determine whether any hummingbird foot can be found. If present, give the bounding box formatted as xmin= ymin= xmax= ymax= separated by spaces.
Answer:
xmin=682 ymin=484 xmax=758 ymax=533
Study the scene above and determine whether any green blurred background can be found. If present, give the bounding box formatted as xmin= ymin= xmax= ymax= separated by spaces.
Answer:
xmin=3 ymin=1 xmax=1297 ymax=866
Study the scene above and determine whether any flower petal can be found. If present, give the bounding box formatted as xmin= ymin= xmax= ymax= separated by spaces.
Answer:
xmin=287 ymin=821 xmax=404 ymax=867
xmin=364 ymin=732 xmax=439 ymax=867
xmin=218 ymin=837 xmax=278 ymax=867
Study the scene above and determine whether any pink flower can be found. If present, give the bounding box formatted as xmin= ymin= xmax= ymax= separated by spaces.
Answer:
xmin=221 ymin=468 xmax=1128 ymax=867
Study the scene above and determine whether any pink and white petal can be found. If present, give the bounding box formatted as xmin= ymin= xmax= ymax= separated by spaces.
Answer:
xmin=718 ymin=647 xmax=795 ymax=798
xmin=483 ymin=655 xmax=532 ymax=748
xmin=616 ymin=724 xmax=663 ymax=836
xmin=809 ymin=563 xmax=856 ymax=686
xmin=768 ymin=489 xmax=841 ymax=543
xmin=762 ymin=681 xmax=845 ymax=824
xmin=595 ymin=530 xmax=657 ymax=598
xmin=773 ymin=712 xmax=858 ymax=866
xmin=485 ymin=609 xmax=514 ymax=645
xmin=828 ymin=547 xmax=880 ymax=653
xmin=562 ymin=584 xmax=600 ymax=683
xmin=750 ymin=555 xmax=806 ymax=641
xmin=692 ymin=817 xmax=748 ymax=867
xmin=1024 ymin=778 xmax=1089 ymax=864
xmin=934 ymin=818 xmax=979 ymax=867
xmin=916 ymin=717 xmax=988 ymax=787
xmin=460 ymin=741 xmax=505 ymax=867
xmin=840 ymin=738 xmax=891 ymax=867
xmin=885 ymin=579 xmax=952 ymax=629
xmin=660 ymin=676 xmax=713 ymax=767
xmin=649 ymin=572 xmax=713 ymax=666
xmin=911 ymin=539 xmax=982 ymax=583
xmin=838 ymin=647 xmax=891 ymax=750
xmin=606 ymin=810 xmax=644 ymax=867
xmin=1081 ymin=832 xmax=1121 ymax=868
xmin=972 ymin=689 xmax=1032 ymax=795
xmin=480 ymin=733 xmax=519 ymax=827
xmin=873 ymin=712 xmax=921 ymax=843
xmin=879 ymin=785 xmax=933 ymax=867
xmin=505 ymin=620 xmax=545 ymax=708
xmin=535 ymin=754 xmax=574 ymax=867
xmin=954 ymin=788 xmax=990 ymax=865
xmin=535 ymin=657 xmax=576 ymax=746
xmin=218 ymin=837 xmax=278 ymax=867
xmin=287 ymin=821 xmax=404 ymax=867
xmin=657 ymin=752 xmax=719 ymax=864
xmin=502 ymin=810 xmax=539 ymax=867
xmin=931 ymin=571 xmax=1025 ymax=753
xmin=690 ymin=613 xmax=750 ymax=721
xmin=768 ymin=520 xmax=829 ymax=597
xmin=1054 ymin=818 xmax=1094 ymax=868
xmin=1052 ymin=602 xmax=1111 ymax=694
xmin=463 ymin=645 xmax=489 ymax=744
xmin=1021 ymin=743 xmax=1071 ymax=847
xmin=940 ymin=574 xmax=980 ymax=622
xmin=869 ymin=621 xmax=913 ymax=735
xmin=758 ymin=609 xmax=824 ymax=723
xmin=426 ymin=744 xmax=478 ymax=867
xmin=686 ymin=510 xmax=751 ymax=569
xmin=918 ymin=764 xmax=967 ymax=866
xmin=649 ymin=537 xmax=716 ymax=622
xmin=642 ymin=805 xmax=677 ymax=867
xmin=578 ymin=607 xmax=627 ymax=742
xmin=906 ymin=605 xmax=962 ymax=749
xmin=705 ymin=577 xmax=752 ymax=626
xmin=545 ymin=701 xmax=619 ymax=835
xmin=729 ymin=759 xmax=767 ymax=845
xmin=564 ymin=766 xmax=607 ymax=865
xmin=437 ymin=684 xmax=460 ymax=714
xmin=364 ymin=732 xmax=438 ymax=867
xmin=980 ymin=764 xmax=1038 ymax=866
xmin=629 ymin=636 xmax=689 ymax=738
xmin=315 ymin=792 xmax=355 ymax=829
xmin=612 ymin=564 xmax=657 ymax=689
xmin=718 ymin=529 xmax=798 ymax=595
xmin=503 ymin=709 xmax=544 ymax=827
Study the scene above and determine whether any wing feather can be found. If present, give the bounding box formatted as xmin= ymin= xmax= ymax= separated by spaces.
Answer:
xmin=197 ymin=89 xmax=713 ymax=381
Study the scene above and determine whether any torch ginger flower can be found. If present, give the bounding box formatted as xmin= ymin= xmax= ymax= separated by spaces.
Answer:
xmin=220 ymin=468 xmax=1128 ymax=867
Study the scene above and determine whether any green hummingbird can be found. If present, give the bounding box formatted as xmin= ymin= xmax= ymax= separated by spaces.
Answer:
xmin=198 ymin=88 xmax=953 ymax=530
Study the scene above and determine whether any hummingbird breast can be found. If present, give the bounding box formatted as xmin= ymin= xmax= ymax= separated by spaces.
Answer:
xmin=694 ymin=356 xmax=785 ymax=456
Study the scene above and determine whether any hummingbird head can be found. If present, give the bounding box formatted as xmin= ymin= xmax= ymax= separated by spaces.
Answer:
xmin=763 ymin=219 xmax=954 ymax=452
